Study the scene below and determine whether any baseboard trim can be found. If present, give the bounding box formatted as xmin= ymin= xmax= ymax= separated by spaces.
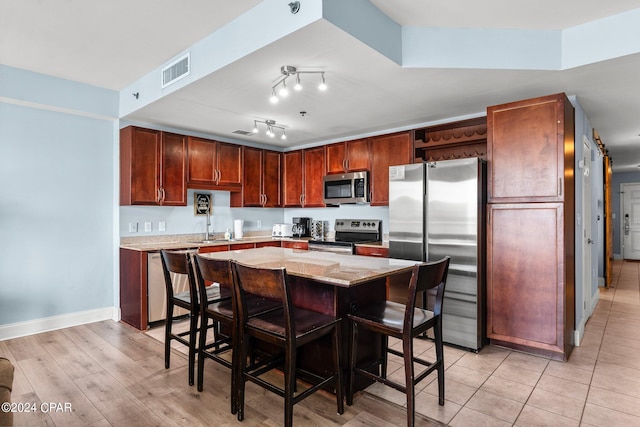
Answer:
xmin=0 ymin=307 xmax=119 ymax=341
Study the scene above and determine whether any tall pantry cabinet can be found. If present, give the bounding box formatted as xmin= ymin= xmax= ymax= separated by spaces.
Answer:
xmin=486 ymin=93 xmax=575 ymax=361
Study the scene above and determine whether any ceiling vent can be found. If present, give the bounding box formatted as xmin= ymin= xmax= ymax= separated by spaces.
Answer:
xmin=161 ymin=52 xmax=190 ymax=88
xmin=232 ymin=130 xmax=255 ymax=136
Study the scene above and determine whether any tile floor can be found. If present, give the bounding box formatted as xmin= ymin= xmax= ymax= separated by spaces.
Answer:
xmin=365 ymin=259 xmax=640 ymax=425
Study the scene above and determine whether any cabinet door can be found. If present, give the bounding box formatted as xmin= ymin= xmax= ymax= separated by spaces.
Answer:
xmin=302 ymin=146 xmax=326 ymax=207
xmin=345 ymin=139 xmax=370 ymax=172
xmin=325 ymin=142 xmax=347 ymax=174
xmin=121 ymin=126 xmax=161 ymax=205
xmin=326 ymin=139 xmax=370 ymax=173
xmin=283 ymin=150 xmax=303 ymax=207
xmin=487 ymin=94 xmax=570 ymax=203
xmin=370 ymin=132 xmax=412 ymax=206
xmin=487 ymin=203 xmax=572 ymax=359
xmin=187 ymin=136 xmax=217 ymax=186
xmin=217 ymin=142 xmax=242 ymax=188
xmin=263 ymin=150 xmax=282 ymax=207
xmin=240 ymin=146 xmax=263 ymax=207
xmin=160 ymin=132 xmax=188 ymax=206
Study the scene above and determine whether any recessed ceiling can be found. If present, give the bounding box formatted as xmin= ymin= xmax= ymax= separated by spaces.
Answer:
xmin=2 ymin=0 xmax=640 ymax=171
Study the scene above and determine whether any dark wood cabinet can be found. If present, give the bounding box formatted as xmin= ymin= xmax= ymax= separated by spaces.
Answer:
xmin=230 ymin=147 xmax=281 ymax=207
xmin=302 ymin=146 xmax=326 ymax=207
xmin=187 ymin=136 xmax=241 ymax=191
xmin=487 ymin=95 xmax=569 ymax=203
xmin=120 ymin=126 xmax=187 ymax=206
xmin=282 ymin=147 xmax=326 ymax=207
xmin=326 ymin=139 xmax=370 ymax=174
xmin=369 ymin=132 xmax=413 ymax=206
xmin=486 ymin=93 xmax=575 ymax=361
xmin=283 ymin=150 xmax=304 ymax=207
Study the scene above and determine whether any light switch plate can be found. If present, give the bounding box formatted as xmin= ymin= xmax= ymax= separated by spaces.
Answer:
xmin=158 ymin=221 xmax=166 ymax=232
xmin=144 ymin=222 xmax=152 ymax=232
xmin=128 ymin=222 xmax=138 ymax=233
xmin=257 ymin=220 xmax=262 ymax=229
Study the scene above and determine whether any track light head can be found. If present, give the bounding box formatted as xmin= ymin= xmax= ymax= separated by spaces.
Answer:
xmin=318 ymin=73 xmax=327 ymax=91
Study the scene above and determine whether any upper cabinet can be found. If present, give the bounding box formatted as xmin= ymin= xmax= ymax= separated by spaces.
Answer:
xmin=282 ymin=147 xmax=326 ymax=208
xmin=369 ymin=132 xmax=413 ymax=206
xmin=325 ymin=139 xmax=370 ymax=174
xmin=487 ymin=94 xmax=573 ymax=204
xmin=282 ymin=150 xmax=304 ymax=208
xmin=120 ymin=126 xmax=187 ymax=206
xmin=230 ymin=147 xmax=281 ymax=208
xmin=187 ymin=136 xmax=241 ymax=191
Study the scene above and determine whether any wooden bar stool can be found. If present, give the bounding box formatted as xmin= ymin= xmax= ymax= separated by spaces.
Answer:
xmin=193 ymin=255 xmax=281 ymax=414
xmin=232 ymin=260 xmax=344 ymax=427
xmin=160 ymin=250 xmax=231 ymax=386
xmin=346 ymin=257 xmax=450 ymax=427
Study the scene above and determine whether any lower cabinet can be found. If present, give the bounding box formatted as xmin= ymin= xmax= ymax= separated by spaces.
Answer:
xmin=487 ymin=203 xmax=574 ymax=360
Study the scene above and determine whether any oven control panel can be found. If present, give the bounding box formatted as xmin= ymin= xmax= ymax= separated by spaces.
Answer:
xmin=334 ymin=219 xmax=381 ymax=232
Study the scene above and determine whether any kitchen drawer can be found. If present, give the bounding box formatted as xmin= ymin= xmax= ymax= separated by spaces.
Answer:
xmin=355 ymin=246 xmax=389 ymax=257
xmin=281 ymin=240 xmax=308 ymax=250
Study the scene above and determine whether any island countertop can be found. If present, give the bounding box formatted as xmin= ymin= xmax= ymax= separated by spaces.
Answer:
xmin=200 ymin=246 xmax=417 ymax=287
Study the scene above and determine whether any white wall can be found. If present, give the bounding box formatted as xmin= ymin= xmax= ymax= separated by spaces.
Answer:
xmin=0 ymin=66 xmax=118 ymax=336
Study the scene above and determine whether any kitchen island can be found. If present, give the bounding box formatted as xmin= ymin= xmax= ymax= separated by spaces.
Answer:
xmin=201 ymin=246 xmax=418 ymax=392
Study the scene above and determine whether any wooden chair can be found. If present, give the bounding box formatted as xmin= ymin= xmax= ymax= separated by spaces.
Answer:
xmin=160 ymin=250 xmax=231 ymax=386
xmin=232 ymin=260 xmax=344 ymax=427
xmin=193 ymin=255 xmax=281 ymax=414
xmin=346 ymin=257 xmax=450 ymax=427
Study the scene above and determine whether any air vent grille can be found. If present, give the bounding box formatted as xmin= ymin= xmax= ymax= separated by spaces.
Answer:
xmin=232 ymin=130 xmax=255 ymax=136
xmin=161 ymin=53 xmax=190 ymax=88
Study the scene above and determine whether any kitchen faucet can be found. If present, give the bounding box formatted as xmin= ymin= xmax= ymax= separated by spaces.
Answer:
xmin=205 ymin=208 xmax=211 ymax=240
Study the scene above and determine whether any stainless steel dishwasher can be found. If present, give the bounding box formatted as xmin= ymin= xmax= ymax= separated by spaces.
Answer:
xmin=147 ymin=251 xmax=192 ymax=323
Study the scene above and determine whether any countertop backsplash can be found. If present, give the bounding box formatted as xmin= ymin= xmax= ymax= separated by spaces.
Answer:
xmin=120 ymin=189 xmax=390 ymax=238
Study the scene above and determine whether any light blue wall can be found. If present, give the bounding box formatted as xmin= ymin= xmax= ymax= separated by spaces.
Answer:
xmin=612 ymin=171 xmax=640 ymax=257
xmin=0 ymin=66 xmax=118 ymax=326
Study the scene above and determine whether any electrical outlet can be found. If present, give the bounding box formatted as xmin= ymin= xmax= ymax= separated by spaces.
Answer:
xmin=144 ymin=222 xmax=152 ymax=232
xmin=158 ymin=221 xmax=166 ymax=232
xmin=257 ymin=220 xmax=262 ymax=229
xmin=128 ymin=222 xmax=138 ymax=233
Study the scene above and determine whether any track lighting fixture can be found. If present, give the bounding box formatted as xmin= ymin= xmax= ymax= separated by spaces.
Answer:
xmin=269 ymin=65 xmax=326 ymax=104
xmin=252 ymin=119 xmax=287 ymax=140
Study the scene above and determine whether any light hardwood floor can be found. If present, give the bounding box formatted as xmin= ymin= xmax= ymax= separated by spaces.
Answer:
xmin=2 ymin=259 xmax=640 ymax=426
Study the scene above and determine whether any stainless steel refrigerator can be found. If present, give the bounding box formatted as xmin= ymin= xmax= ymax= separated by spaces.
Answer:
xmin=389 ymin=158 xmax=486 ymax=350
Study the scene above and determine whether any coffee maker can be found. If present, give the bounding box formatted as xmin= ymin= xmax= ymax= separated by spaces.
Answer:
xmin=291 ymin=217 xmax=311 ymax=238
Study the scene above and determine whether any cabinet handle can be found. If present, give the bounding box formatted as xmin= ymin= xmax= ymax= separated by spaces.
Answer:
xmin=263 ymin=194 xmax=267 ymax=206
xmin=558 ymin=177 xmax=562 ymax=196
xmin=345 ymin=159 xmax=349 ymax=171
xmin=343 ymin=159 xmax=347 ymax=171
xmin=299 ymin=194 xmax=303 ymax=206
xmin=216 ymin=169 xmax=221 ymax=184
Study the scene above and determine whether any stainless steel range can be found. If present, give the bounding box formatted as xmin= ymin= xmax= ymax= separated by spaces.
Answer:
xmin=308 ymin=219 xmax=382 ymax=254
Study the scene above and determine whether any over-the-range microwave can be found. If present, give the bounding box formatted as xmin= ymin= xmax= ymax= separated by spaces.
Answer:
xmin=322 ymin=171 xmax=369 ymax=205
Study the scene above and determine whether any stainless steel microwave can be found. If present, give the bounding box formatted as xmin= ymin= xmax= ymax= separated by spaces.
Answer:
xmin=322 ymin=171 xmax=369 ymax=205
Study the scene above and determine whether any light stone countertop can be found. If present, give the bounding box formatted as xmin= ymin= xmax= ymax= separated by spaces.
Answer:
xmin=200 ymin=246 xmax=416 ymax=287
xmin=119 ymin=233 xmax=310 ymax=252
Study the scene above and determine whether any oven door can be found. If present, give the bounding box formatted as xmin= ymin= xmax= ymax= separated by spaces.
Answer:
xmin=308 ymin=242 xmax=354 ymax=254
